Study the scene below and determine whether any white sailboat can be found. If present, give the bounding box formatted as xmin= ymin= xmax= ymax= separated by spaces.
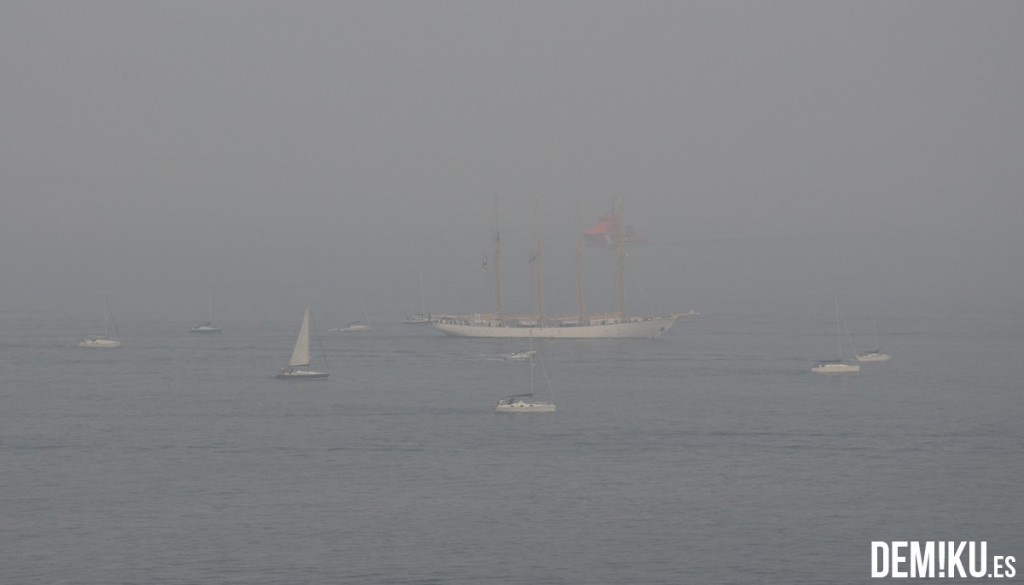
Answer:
xmin=331 ymin=321 xmax=369 ymax=333
xmin=855 ymin=350 xmax=891 ymax=363
xmin=277 ymin=307 xmax=329 ymax=379
xmin=495 ymin=339 xmax=555 ymax=413
xmin=404 ymin=273 xmax=432 ymax=324
xmin=332 ymin=294 xmax=372 ymax=332
xmin=812 ymin=299 xmax=860 ymax=373
xmin=433 ymin=199 xmax=693 ymax=339
xmin=78 ymin=334 xmax=122 ymax=348
xmin=190 ymin=292 xmax=222 ymax=333
xmin=494 ymin=393 xmax=556 ymax=413
xmin=855 ymin=318 xmax=891 ymax=362
xmin=79 ymin=302 xmax=122 ymax=348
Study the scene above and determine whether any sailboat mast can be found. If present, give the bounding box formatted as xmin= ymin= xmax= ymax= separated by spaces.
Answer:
xmin=616 ymin=200 xmax=626 ymax=320
xmin=105 ymin=298 xmax=120 ymax=339
xmin=418 ymin=273 xmax=426 ymax=315
xmin=835 ymin=297 xmax=842 ymax=359
xmin=534 ymin=197 xmax=544 ymax=325
xmin=493 ymin=196 xmax=504 ymax=322
xmin=576 ymin=201 xmax=585 ymax=326
xmin=529 ymin=336 xmax=535 ymax=394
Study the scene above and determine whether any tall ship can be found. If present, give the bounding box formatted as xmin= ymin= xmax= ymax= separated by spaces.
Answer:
xmin=432 ymin=199 xmax=693 ymax=339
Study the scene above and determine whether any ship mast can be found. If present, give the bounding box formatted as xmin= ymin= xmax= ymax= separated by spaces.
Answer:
xmin=576 ymin=201 xmax=586 ymax=325
xmin=494 ymin=196 xmax=504 ymax=322
xmin=533 ymin=197 xmax=544 ymax=325
xmin=616 ymin=199 xmax=626 ymax=320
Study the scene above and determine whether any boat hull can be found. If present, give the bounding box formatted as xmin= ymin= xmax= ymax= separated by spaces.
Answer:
xmin=78 ymin=338 xmax=122 ymax=348
xmin=190 ymin=327 xmax=222 ymax=334
xmin=811 ymin=363 xmax=860 ymax=373
xmin=432 ymin=315 xmax=680 ymax=339
xmin=276 ymin=370 xmax=329 ymax=379
xmin=855 ymin=353 xmax=891 ymax=362
xmin=494 ymin=402 xmax=556 ymax=413
xmin=502 ymin=350 xmax=537 ymax=360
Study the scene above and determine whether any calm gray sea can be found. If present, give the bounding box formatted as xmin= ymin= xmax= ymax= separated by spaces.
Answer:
xmin=1 ymin=308 xmax=1021 ymax=584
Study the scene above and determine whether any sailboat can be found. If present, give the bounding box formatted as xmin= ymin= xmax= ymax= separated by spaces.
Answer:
xmin=855 ymin=318 xmax=891 ymax=362
xmin=494 ymin=338 xmax=555 ymax=413
xmin=190 ymin=292 xmax=222 ymax=333
xmin=856 ymin=349 xmax=891 ymax=362
xmin=79 ymin=302 xmax=122 ymax=348
xmin=432 ymin=199 xmax=694 ymax=339
xmin=331 ymin=294 xmax=372 ymax=332
xmin=501 ymin=349 xmax=536 ymax=361
xmin=404 ymin=273 xmax=432 ymax=324
xmin=276 ymin=307 xmax=329 ymax=379
xmin=332 ymin=321 xmax=369 ymax=332
xmin=812 ymin=299 xmax=860 ymax=373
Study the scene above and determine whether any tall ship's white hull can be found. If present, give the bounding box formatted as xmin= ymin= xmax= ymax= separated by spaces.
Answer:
xmin=432 ymin=314 xmax=686 ymax=339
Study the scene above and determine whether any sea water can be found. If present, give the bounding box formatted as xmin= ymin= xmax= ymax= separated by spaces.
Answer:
xmin=1 ymin=308 xmax=1021 ymax=584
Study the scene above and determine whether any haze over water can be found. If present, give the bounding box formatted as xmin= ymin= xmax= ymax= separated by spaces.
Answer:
xmin=1 ymin=2 xmax=1022 ymax=583
xmin=3 ymin=303 xmax=1021 ymax=584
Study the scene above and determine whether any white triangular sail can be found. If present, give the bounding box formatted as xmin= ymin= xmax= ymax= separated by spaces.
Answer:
xmin=289 ymin=307 xmax=312 ymax=367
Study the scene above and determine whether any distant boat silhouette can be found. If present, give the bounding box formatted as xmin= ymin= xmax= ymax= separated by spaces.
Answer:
xmin=79 ymin=300 xmax=122 ymax=348
xmin=191 ymin=292 xmax=222 ymax=333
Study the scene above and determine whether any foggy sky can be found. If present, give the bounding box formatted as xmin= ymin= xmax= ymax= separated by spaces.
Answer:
xmin=2 ymin=2 xmax=1022 ymax=323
